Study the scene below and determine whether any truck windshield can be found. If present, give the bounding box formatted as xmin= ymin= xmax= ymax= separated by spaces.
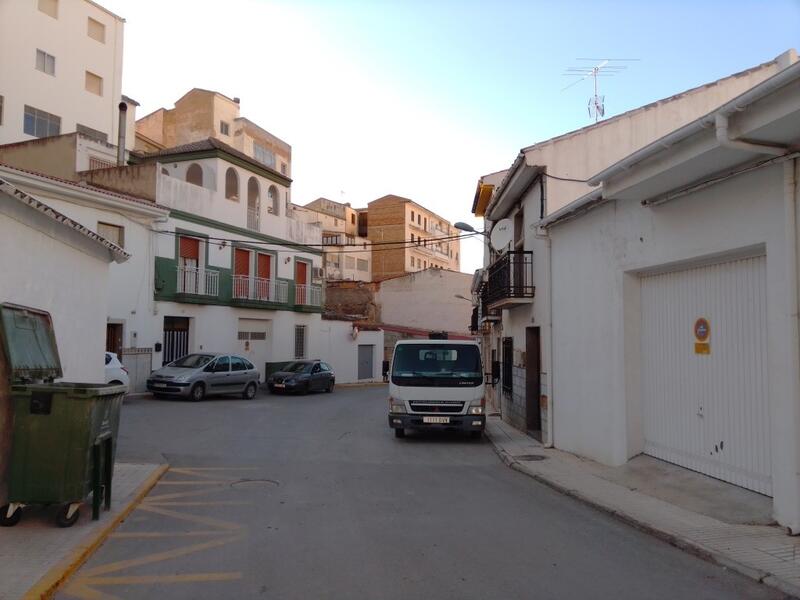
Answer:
xmin=392 ymin=344 xmax=482 ymax=387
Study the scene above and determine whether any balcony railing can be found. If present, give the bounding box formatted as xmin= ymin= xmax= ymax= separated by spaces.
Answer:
xmin=247 ymin=208 xmax=260 ymax=232
xmin=177 ymin=266 xmax=219 ymax=297
xmin=486 ymin=251 xmax=534 ymax=307
xmin=232 ymin=276 xmax=288 ymax=303
xmin=295 ymin=284 xmax=322 ymax=307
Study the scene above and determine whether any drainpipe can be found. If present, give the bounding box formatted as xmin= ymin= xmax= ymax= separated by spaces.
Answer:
xmin=116 ymin=102 xmax=127 ymax=166
xmin=715 ymin=114 xmax=786 ymax=156
xmin=534 ymin=176 xmax=554 ymax=448
xmin=784 ymin=158 xmax=800 ymax=534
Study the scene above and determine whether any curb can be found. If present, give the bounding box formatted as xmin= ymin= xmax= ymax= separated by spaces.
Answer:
xmin=24 ymin=463 xmax=169 ymax=600
xmin=488 ymin=439 xmax=800 ymax=599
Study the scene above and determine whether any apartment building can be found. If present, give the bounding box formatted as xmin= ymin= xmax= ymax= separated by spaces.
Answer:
xmin=293 ymin=197 xmax=372 ymax=281
xmin=0 ymin=0 xmax=136 ymax=150
xmin=366 ymin=194 xmax=460 ymax=281
xmin=135 ymin=88 xmax=291 ymax=180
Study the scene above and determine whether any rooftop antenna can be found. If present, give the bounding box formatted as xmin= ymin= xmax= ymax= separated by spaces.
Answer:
xmin=562 ymin=58 xmax=640 ymax=123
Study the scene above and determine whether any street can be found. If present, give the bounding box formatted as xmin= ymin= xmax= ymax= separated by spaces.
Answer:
xmin=58 ymin=385 xmax=786 ymax=600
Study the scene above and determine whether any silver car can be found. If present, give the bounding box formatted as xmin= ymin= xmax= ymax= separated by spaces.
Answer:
xmin=147 ymin=353 xmax=260 ymax=401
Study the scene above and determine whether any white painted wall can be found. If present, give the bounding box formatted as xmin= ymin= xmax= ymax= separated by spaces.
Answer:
xmin=0 ymin=0 xmax=127 ymax=148
xmin=317 ymin=321 xmax=383 ymax=383
xmin=0 ymin=208 xmax=110 ymax=383
xmin=548 ymin=163 xmax=800 ymax=529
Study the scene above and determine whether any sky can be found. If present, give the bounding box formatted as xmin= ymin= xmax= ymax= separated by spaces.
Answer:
xmin=101 ymin=0 xmax=800 ymax=273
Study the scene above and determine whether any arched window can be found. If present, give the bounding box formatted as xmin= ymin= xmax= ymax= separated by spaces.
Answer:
xmin=268 ymin=185 xmax=279 ymax=216
xmin=247 ymin=177 xmax=260 ymax=231
xmin=225 ymin=168 xmax=239 ymax=200
xmin=186 ymin=163 xmax=203 ymax=187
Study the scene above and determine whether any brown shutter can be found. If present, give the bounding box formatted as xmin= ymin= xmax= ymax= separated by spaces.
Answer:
xmin=257 ymin=253 xmax=271 ymax=280
xmin=179 ymin=237 xmax=199 ymax=260
xmin=235 ymin=249 xmax=250 ymax=276
xmin=295 ymin=261 xmax=308 ymax=285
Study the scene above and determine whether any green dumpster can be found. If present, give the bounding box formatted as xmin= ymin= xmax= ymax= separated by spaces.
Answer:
xmin=0 ymin=303 xmax=125 ymax=528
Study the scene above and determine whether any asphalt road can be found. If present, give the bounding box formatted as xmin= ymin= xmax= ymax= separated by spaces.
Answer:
xmin=58 ymin=385 xmax=789 ymax=600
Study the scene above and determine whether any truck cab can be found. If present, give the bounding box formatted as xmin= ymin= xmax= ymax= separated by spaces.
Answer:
xmin=387 ymin=339 xmax=485 ymax=439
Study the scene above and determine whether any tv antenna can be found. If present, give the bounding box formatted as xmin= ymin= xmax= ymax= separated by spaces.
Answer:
xmin=562 ymin=58 xmax=640 ymax=123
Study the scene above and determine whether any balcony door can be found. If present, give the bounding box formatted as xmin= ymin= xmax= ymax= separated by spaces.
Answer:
xmin=235 ymin=248 xmax=251 ymax=299
xmin=295 ymin=260 xmax=308 ymax=304
xmin=257 ymin=253 xmax=272 ymax=300
xmin=179 ymin=236 xmax=200 ymax=293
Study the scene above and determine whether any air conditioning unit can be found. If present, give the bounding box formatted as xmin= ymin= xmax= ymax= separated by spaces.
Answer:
xmin=312 ymin=267 xmax=325 ymax=280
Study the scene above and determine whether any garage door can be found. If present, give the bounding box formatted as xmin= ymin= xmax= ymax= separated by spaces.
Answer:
xmin=640 ymin=255 xmax=771 ymax=495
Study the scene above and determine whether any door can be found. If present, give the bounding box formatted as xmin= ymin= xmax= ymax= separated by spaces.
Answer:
xmin=295 ymin=261 xmax=308 ymax=305
xmin=106 ymin=323 xmax=123 ymax=357
xmin=238 ymin=318 xmax=270 ymax=372
xmin=179 ymin=236 xmax=200 ymax=293
xmin=163 ymin=317 xmax=189 ymax=365
xmin=257 ymin=253 xmax=272 ymax=300
xmin=640 ymin=255 xmax=771 ymax=495
xmin=234 ymin=248 xmax=250 ymax=299
xmin=525 ymin=327 xmax=542 ymax=438
xmin=358 ymin=345 xmax=374 ymax=380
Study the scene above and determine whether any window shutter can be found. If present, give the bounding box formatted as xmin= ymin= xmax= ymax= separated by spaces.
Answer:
xmin=179 ymin=237 xmax=200 ymax=260
xmin=234 ymin=248 xmax=250 ymax=276
xmin=257 ymin=253 xmax=271 ymax=280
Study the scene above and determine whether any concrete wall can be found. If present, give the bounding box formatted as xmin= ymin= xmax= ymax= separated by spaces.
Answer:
xmin=318 ymin=321 xmax=383 ymax=383
xmin=0 ymin=204 xmax=109 ymax=383
xmin=0 ymin=134 xmax=78 ymax=181
xmin=548 ymin=162 xmax=800 ymax=528
xmin=376 ymin=269 xmax=472 ymax=334
xmin=83 ymin=163 xmax=158 ymax=201
xmin=0 ymin=0 xmax=125 ymax=148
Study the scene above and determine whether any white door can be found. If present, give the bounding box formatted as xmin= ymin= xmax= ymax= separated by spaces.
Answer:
xmin=640 ymin=255 xmax=771 ymax=495
xmin=238 ymin=318 xmax=271 ymax=375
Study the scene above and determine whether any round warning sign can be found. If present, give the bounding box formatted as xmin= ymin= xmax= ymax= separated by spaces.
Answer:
xmin=694 ymin=318 xmax=710 ymax=342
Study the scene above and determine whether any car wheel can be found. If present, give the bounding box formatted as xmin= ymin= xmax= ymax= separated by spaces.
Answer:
xmin=0 ymin=505 xmax=21 ymax=527
xmin=394 ymin=428 xmax=406 ymax=439
xmin=190 ymin=383 xmax=205 ymax=402
xmin=243 ymin=382 xmax=257 ymax=400
xmin=326 ymin=380 xmax=334 ymax=393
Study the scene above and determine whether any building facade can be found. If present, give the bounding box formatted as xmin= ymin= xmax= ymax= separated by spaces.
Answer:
xmin=0 ymin=0 xmax=135 ymax=150
xmin=367 ymin=194 xmax=460 ymax=281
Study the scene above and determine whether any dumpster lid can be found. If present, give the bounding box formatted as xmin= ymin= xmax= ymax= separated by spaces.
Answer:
xmin=0 ymin=303 xmax=63 ymax=382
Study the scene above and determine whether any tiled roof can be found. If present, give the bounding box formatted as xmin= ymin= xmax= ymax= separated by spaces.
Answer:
xmin=0 ymin=178 xmax=130 ymax=263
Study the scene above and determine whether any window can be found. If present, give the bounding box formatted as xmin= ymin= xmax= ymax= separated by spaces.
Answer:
xmin=253 ymin=143 xmax=276 ymax=168
xmin=423 ymin=261 xmax=427 ymax=268
xmin=502 ymin=337 xmax=513 ymax=394
xmin=268 ymin=185 xmax=279 ymax=215
xmin=225 ymin=167 xmax=239 ymax=200
xmin=231 ymin=357 xmax=248 ymax=372
xmin=23 ymin=105 xmax=60 ymax=138
xmin=186 ymin=163 xmax=203 ymax=186
xmin=410 ymin=233 xmax=414 ymax=243
xmin=417 ymin=214 xmax=421 ymax=225
xmin=77 ymin=123 xmax=108 ymax=143
xmin=97 ymin=222 xmax=125 ymax=248
xmin=213 ymin=356 xmax=231 ymax=372
xmin=85 ymin=71 xmax=103 ymax=96
xmin=87 ymin=17 xmax=105 ymax=43
xmin=456 ymin=252 xmax=459 ymax=262
xmin=351 ymin=214 xmax=355 ymax=225
xmin=0 ymin=96 xmax=5 ymax=126
xmin=410 ymin=210 xmax=415 ymax=222
xmin=424 ymin=217 xmax=427 ymax=229
xmin=410 ymin=256 xmax=414 ymax=268
xmin=38 ymin=0 xmax=57 ymax=18
xmin=294 ymin=325 xmax=307 ymax=359
xmin=321 ymin=362 xmax=332 ymax=372
xmin=281 ymin=162 xmax=287 ymax=175
xmin=220 ymin=120 xmax=230 ymax=136
xmin=35 ymin=50 xmax=55 ymax=75
xmin=357 ymin=258 xmax=369 ymax=272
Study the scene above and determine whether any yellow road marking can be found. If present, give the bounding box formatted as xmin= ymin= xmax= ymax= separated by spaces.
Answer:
xmin=110 ymin=530 xmax=231 ymax=539
xmin=155 ymin=480 xmax=233 ymax=485
xmin=80 ymin=572 xmax=243 ymax=585
xmin=146 ymin=500 xmax=251 ymax=507
xmin=145 ymin=486 xmax=233 ymax=502
xmin=137 ymin=503 xmax=243 ymax=531
xmin=63 ymin=581 xmax=123 ymax=600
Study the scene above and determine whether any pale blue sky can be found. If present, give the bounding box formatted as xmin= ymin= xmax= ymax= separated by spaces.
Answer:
xmin=103 ymin=0 xmax=799 ymax=271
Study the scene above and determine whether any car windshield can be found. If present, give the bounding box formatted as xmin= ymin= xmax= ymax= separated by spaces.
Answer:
xmin=283 ymin=361 xmax=312 ymax=373
xmin=392 ymin=344 xmax=482 ymax=384
xmin=170 ymin=354 xmax=214 ymax=368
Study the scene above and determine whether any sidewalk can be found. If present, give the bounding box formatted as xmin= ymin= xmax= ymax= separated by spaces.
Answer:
xmin=0 ymin=461 xmax=165 ymax=600
xmin=485 ymin=416 xmax=800 ymax=598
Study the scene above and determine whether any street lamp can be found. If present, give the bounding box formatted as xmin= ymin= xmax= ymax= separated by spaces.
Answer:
xmin=453 ymin=294 xmax=473 ymax=303
xmin=453 ymin=222 xmax=486 ymax=236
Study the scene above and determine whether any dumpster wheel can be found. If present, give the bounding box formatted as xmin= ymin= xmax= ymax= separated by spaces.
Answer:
xmin=0 ymin=504 xmax=21 ymax=527
xmin=56 ymin=502 xmax=81 ymax=528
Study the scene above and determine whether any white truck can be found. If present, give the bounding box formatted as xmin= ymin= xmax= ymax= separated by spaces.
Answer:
xmin=387 ymin=339 xmax=485 ymax=439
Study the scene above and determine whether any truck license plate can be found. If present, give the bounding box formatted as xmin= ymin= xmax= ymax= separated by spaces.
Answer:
xmin=423 ymin=416 xmax=450 ymax=424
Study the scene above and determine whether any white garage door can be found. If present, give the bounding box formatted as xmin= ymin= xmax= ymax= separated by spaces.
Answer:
xmin=640 ymin=255 xmax=771 ymax=495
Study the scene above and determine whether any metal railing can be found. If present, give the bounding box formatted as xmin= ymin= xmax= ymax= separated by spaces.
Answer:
xmin=177 ymin=265 xmax=219 ymax=296
xmin=486 ymin=251 xmax=534 ymax=304
xmin=470 ymin=306 xmax=479 ymax=334
xmin=247 ymin=207 xmax=260 ymax=232
xmin=232 ymin=276 xmax=288 ymax=303
xmin=478 ymin=281 xmax=500 ymax=322
xmin=295 ymin=284 xmax=322 ymax=306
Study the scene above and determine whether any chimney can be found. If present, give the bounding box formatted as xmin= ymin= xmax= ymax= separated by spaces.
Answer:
xmin=116 ymin=101 xmax=127 ymax=166
xmin=233 ymin=97 xmax=241 ymax=104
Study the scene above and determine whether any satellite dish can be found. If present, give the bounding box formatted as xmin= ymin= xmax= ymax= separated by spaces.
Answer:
xmin=489 ymin=219 xmax=513 ymax=251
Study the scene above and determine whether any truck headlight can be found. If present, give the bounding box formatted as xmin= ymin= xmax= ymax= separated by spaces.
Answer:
xmin=391 ymin=404 xmax=406 ymax=414
xmin=469 ymin=406 xmax=484 ymax=415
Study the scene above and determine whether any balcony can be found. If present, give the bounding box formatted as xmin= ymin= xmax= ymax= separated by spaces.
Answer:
xmin=486 ymin=251 xmax=534 ymax=309
xmin=247 ymin=207 xmax=260 ymax=232
xmin=177 ymin=266 xmax=219 ymax=297
xmin=232 ymin=276 xmax=288 ymax=304
xmin=295 ymin=284 xmax=322 ymax=307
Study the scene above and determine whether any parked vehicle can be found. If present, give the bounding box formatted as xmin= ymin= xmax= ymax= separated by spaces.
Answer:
xmin=104 ymin=352 xmax=130 ymax=390
xmin=147 ymin=353 xmax=260 ymax=401
xmin=388 ymin=339 xmax=485 ymax=439
xmin=267 ymin=360 xmax=335 ymax=395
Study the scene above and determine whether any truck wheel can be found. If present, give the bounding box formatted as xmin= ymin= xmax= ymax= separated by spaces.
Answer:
xmin=0 ymin=505 xmax=21 ymax=527
xmin=190 ymin=383 xmax=206 ymax=402
xmin=394 ymin=428 xmax=406 ymax=439
xmin=242 ymin=382 xmax=257 ymax=399
xmin=56 ymin=504 xmax=80 ymax=528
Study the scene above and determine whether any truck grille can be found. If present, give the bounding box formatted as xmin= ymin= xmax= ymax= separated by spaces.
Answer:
xmin=408 ymin=401 xmax=465 ymax=414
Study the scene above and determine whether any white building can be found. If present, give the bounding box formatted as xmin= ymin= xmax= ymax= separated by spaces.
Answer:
xmin=0 ymin=0 xmax=135 ymax=151
xmin=542 ymin=58 xmax=800 ymax=533
xmin=0 ymin=177 xmax=128 ymax=383
xmin=318 ymin=319 xmax=383 ymax=383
